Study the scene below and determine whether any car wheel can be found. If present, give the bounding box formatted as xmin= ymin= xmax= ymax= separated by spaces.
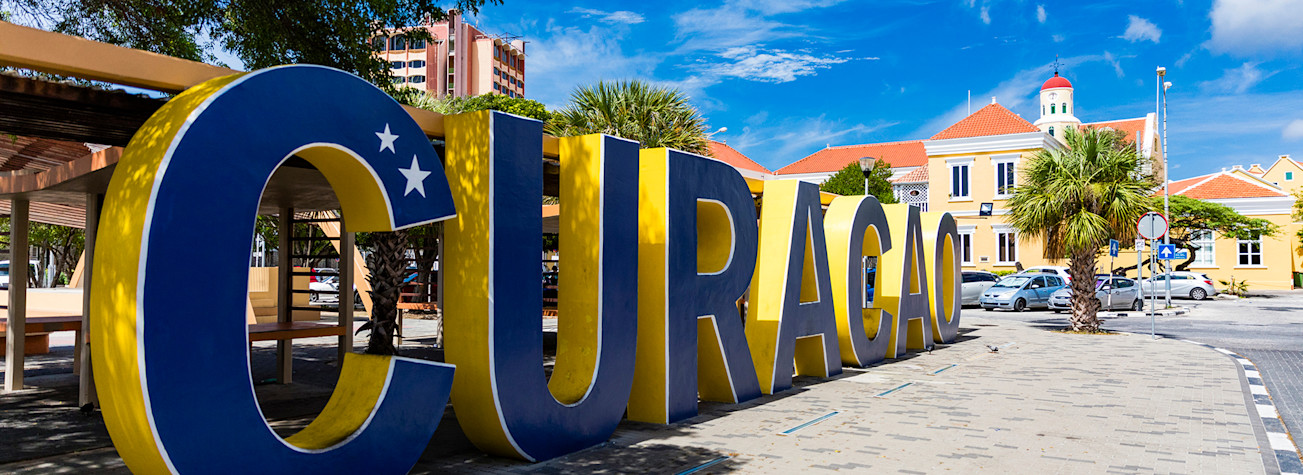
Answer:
xmin=983 ymin=307 xmax=992 ymax=311
xmin=1013 ymin=298 xmax=1027 ymax=312
xmin=1190 ymin=288 xmax=1207 ymax=300
xmin=1052 ymin=309 xmax=1061 ymax=314
xmin=1131 ymin=299 xmax=1142 ymax=311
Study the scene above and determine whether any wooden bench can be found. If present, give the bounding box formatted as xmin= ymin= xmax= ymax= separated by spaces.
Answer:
xmin=247 ymin=321 xmax=348 ymax=342
xmin=0 ymin=315 xmax=82 ymax=355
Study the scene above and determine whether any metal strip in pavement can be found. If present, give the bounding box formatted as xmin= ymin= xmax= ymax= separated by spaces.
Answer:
xmin=675 ymin=456 xmax=731 ymax=475
xmin=930 ymin=364 xmax=957 ymax=375
xmin=875 ymin=383 xmax=912 ymax=397
xmin=778 ymin=411 xmax=840 ymax=435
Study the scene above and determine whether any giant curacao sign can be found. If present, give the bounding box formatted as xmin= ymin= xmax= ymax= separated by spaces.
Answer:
xmin=90 ymin=65 xmax=961 ymax=473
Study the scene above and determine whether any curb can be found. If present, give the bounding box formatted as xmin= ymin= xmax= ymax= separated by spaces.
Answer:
xmin=1101 ymin=307 xmax=1188 ymax=319
xmin=1181 ymin=339 xmax=1302 ymax=475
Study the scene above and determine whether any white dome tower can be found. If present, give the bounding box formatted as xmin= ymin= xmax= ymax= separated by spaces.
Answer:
xmin=1033 ymin=72 xmax=1081 ymax=140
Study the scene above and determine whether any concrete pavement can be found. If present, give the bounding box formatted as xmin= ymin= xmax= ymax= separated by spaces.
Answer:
xmin=0 ymin=315 xmax=1277 ymax=473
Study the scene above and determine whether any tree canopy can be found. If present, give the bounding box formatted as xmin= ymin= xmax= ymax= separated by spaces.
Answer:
xmin=1165 ymin=195 xmax=1278 ymax=270
xmin=1006 ymin=127 xmax=1154 ymax=332
xmin=4 ymin=0 xmax=496 ymax=88
xmin=819 ymin=161 xmax=899 ymax=204
xmin=545 ymin=80 xmax=710 ymax=155
xmin=397 ymin=90 xmax=550 ymax=122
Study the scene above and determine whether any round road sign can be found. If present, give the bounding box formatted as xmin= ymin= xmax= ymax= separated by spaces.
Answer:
xmin=1137 ymin=211 xmax=1168 ymax=240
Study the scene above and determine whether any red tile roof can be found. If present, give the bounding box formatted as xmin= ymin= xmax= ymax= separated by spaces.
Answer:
xmin=1169 ymin=172 xmax=1286 ymax=199
xmin=1085 ymin=118 xmax=1146 ymax=146
xmin=774 ymin=140 xmax=927 ymax=175
xmin=892 ymin=166 xmax=928 ymax=183
xmin=930 ymin=103 xmax=1040 ymax=140
xmin=708 ymin=141 xmax=772 ymax=174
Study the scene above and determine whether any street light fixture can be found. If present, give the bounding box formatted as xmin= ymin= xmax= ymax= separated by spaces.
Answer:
xmin=706 ymin=126 xmax=728 ymax=138
xmin=1157 ymin=66 xmax=1172 ymax=307
xmin=858 ymin=156 xmax=877 ymax=195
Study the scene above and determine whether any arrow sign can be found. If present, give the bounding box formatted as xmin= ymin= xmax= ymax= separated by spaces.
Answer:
xmin=1109 ymin=239 xmax=1119 ymax=257
xmin=1158 ymin=244 xmax=1177 ymax=260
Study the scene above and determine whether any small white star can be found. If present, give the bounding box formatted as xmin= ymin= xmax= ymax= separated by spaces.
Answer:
xmin=376 ymin=124 xmax=398 ymax=153
xmin=399 ymin=155 xmax=432 ymax=197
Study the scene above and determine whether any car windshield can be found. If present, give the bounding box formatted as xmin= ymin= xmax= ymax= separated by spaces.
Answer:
xmin=1095 ymin=277 xmax=1109 ymax=289
xmin=993 ymin=276 xmax=1030 ymax=288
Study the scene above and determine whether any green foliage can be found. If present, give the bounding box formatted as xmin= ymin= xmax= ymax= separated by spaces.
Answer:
xmin=545 ymin=80 xmax=710 ymax=155
xmin=0 ymin=218 xmax=84 ymax=287
xmin=1166 ymin=194 xmax=1278 ymax=270
xmin=819 ymin=161 xmax=898 ymax=204
xmin=993 ymin=269 xmax=1019 ymax=277
xmin=397 ymin=90 xmax=550 ymax=122
xmin=1218 ymin=277 xmax=1249 ymax=297
xmin=1007 ymin=127 xmax=1155 ymax=332
xmin=7 ymin=0 xmax=496 ymax=89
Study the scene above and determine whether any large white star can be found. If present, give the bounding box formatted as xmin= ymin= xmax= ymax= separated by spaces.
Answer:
xmin=399 ymin=155 xmax=432 ymax=197
xmin=376 ymin=124 xmax=398 ymax=153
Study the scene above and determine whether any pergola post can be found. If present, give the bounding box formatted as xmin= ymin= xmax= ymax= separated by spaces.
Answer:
xmin=339 ymin=218 xmax=354 ymax=362
xmin=5 ymin=199 xmax=29 ymax=392
xmin=276 ymin=207 xmax=293 ymax=384
xmin=79 ymin=193 xmax=101 ymax=406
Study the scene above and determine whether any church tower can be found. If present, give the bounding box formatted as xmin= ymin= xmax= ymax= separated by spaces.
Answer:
xmin=1033 ymin=71 xmax=1081 ymax=140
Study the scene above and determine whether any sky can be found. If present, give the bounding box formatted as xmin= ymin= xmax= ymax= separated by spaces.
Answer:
xmin=456 ymin=0 xmax=1303 ymax=180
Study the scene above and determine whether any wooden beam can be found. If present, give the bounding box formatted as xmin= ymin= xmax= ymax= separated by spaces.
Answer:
xmin=4 ymin=198 xmax=28 ymax=392
xmin=276 ymin=207 xmax=292 ymax=384
xmin=79 ymin=193 xmax=100 ymax=406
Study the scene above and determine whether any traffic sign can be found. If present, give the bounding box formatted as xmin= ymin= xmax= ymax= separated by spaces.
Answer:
xmin=1157 ymin=244 xmax=1177 ymax=260
xmin=1137 ymin=212 xmax=1168 ymax=240
xmin=1109 ymin=239 xmax=1119 ymax=257
xmin=1173 ymin=250 xmax=1189 ymax=259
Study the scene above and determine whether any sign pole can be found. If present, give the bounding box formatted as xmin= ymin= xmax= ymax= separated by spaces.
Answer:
xmin=1149 ymin=240 xmax=1156 ymax=339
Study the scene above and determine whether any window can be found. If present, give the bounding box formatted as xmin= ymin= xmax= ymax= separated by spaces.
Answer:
xmin=1238 ymin=236 xmax=1262 ymax=266
xmin=509 ymin=90 xmax=516 ymax=98
xmin=392 ymin=76 xmax=405 ymax=84
xmin=494 ymin=47 xmax=501 ymax=59
xmin=408 ymin=75 xmax=425 ymax=84
xmin=1051 ymin=104 xmax=1056 ymax=114
xmin=1288 ymin=172 xmax=1295 ymax=181
xmin=410 ymin=38 xmax=426 ymax=49
xmin=372 ymin=37 xmax=387 ymax=51
xmin=1042 ymin=105 xmax=1046 ymax=115
xmin=1048 ymin=126 xmax=1055 ymax=137
xmin=408 ymin=60 xmax=425 ymax=68
xmin=994 ymin=159 xmax=1016 ymax=197
xmin=958 ymin=232 xmax=973 ymax=265
xmin=390 ymin=36 xmax=406 ymax=50
xmin=949 ymin=162 xmax=970 ymax=199
xmin=391 ymin=61 xmax=405 ymax=69
xmin=996 ymin=230 xmax=1017 ymax=264
xmin=494 ymin=67 xmax=500 ymax=76
xmin=1192 ymin=230 xmax=1215 ymax=267
xmin=1061 ymin=103 xmax=1067 ymax=114
xmin=493 ymin=83 xmax=500 ymax=91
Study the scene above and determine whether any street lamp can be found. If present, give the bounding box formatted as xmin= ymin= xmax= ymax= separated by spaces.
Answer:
xmin=706 ymin=126 xmax=728 ymax=139
xmin=858 ymin=156 xmax=877 ymax=195
xmin=1157 ymin=66 xmax=1172 ymax=307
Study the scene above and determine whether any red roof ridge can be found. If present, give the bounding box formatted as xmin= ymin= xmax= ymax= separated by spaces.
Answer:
xmin=1168 ymin=170 xmax=1287 ymax=199
xmin=930 ymin=103 xmax=1039 ymax=140
xmin=774 ymin=139 xmax=928 ymax=175
xmin=823 ymin=139 xmax=922 ymax=150
xmin=707 ymin=140 xmax=773 ymax=174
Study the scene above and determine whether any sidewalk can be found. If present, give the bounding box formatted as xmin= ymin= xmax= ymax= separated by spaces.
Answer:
xmin=0 ymin=316 xmax=1269 ymax=473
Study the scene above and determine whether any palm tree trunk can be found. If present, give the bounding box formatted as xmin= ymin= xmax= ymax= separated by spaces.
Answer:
xmin=1068 ymin=250 xmax=1101 ymax=332
xmin=364 ymin=230 xmax=408 ymax=355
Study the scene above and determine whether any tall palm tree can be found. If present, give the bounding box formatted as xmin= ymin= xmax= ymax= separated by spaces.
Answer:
xmin=1007 ymin=127 xmax=1155 ymax=332
xmin=545 ymin=80 xmax=710 ymax=155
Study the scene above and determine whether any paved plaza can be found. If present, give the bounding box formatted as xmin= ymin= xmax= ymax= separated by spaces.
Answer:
xmin=0 ymin=313 xmax=1286 ymax=473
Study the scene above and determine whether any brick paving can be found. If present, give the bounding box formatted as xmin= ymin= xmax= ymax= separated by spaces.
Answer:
xmin=0 ymin=316 xmax=1271 ymax=473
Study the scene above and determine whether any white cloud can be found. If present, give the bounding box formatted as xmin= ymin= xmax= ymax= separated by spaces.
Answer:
xmin=1052 ymin=34 xmax=1065 ymax=42
xmin=568 ymin=7 xmax=645 ymax=25
xmin=1199 ymin=62 xmax=1273 ymax=94
xmin=694 ymin=47 xmax=866 ymax=83
xmin=1121 ymin=15 xmax=1161 ymax=43
xmin=525 ymin=23 xmax=660 ymax=108
xmin=980 ymin=6 xmax=992 ymax=24
xmin=729 ymin=114 xmax=898 ymax=169
xmin=1103 ymin=51 xmax=1125 ymax=78
xmin=1036 ymin=5 xmax=1047 ymax=23
xmin=1284 ymin=119 xmax=1303 ymax=140
xmin=1207 ymin=0 xmax=1303 ymax=56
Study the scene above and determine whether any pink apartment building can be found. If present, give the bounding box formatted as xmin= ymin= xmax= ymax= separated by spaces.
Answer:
xmin=373 ymin=11 xmax=526 ymax=98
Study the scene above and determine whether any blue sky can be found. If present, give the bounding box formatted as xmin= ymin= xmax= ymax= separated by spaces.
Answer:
xmin=461 ymin=0 xmax=1303 ymax=180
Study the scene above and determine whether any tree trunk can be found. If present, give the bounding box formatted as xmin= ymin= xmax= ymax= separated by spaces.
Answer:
xmin=1068 ymin=250 xmax=1101 ymax=332
xmin=364 ymin=230 xmax=408 ymax=355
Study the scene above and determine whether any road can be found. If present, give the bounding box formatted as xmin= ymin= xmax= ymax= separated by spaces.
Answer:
xmin=964 ymin=290 xmax=1303 ymax=459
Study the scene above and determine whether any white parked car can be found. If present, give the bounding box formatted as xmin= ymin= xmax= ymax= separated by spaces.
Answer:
xmin=961 ymin=271 xmax=999 ymax=305
xmin=1014 ymin=266 xmax=1072 ymax=283
xmin=0 ymin=260 xmax=40 ymax=290
xmin=1140 ymin=272 xmax=1218 ymax=300
xmin=309 ymin=275 xmax=339 ymax=303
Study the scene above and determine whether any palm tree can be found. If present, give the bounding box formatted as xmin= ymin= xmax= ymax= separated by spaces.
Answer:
xmin=359 ymin=230 xmax=408 ymax=355
xmin=545 ymin=80 xmax=710 ymax=155
xmin=1007 ymin=127 xmax=1155 ymax=332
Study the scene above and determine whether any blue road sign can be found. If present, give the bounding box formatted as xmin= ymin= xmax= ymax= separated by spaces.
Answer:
xmin=1157 ymin=244 xmax=1177 ymax=260
xmin=1173 ymin=250 xmax=1189 ymax=260
xmin=1109 ymin=239 xmax=1119 ymax=257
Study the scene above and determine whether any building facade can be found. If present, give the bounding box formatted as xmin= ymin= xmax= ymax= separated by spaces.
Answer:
xmin=373 ymin=12 xmax=526 ymax=98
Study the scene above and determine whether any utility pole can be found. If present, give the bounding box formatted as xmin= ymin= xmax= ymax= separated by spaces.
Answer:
xmin=1157 ymin=66 xmax=1172 ymax=308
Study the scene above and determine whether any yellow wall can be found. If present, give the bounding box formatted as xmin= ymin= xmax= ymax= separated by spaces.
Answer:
xmin=1260 ymin=158 xmax=1303 ymax=196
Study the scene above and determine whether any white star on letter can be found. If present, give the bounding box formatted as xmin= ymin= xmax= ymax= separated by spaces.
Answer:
xmin=399 ymin=155 xmax=432 ymax=197
xmin=376 ymin=124 xmax=399 ymax=153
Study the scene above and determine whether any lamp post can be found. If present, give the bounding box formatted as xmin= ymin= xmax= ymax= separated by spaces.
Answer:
xmin=858 ymin=156 xmax=877 ymax=195
xmin=706 ymin=126 xmax=728 ymax=139
xmin=1157 ymin=66 xmax=1171 ymax=307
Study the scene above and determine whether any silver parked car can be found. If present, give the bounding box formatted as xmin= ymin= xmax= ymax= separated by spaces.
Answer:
xmin=1049 ymin=275 xmax=1142 ymax=312
xmin=961 ymin=271 xmax=999 ymax=305
xmin=980 ymin=274 xmax=1068 ymax=311
xmin=1140 ymin=272 xmax=1218 ymax=300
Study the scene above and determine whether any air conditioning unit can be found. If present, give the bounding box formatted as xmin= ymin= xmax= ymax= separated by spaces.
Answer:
xmin=979 ymin=256 xmax=989 ymax=263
